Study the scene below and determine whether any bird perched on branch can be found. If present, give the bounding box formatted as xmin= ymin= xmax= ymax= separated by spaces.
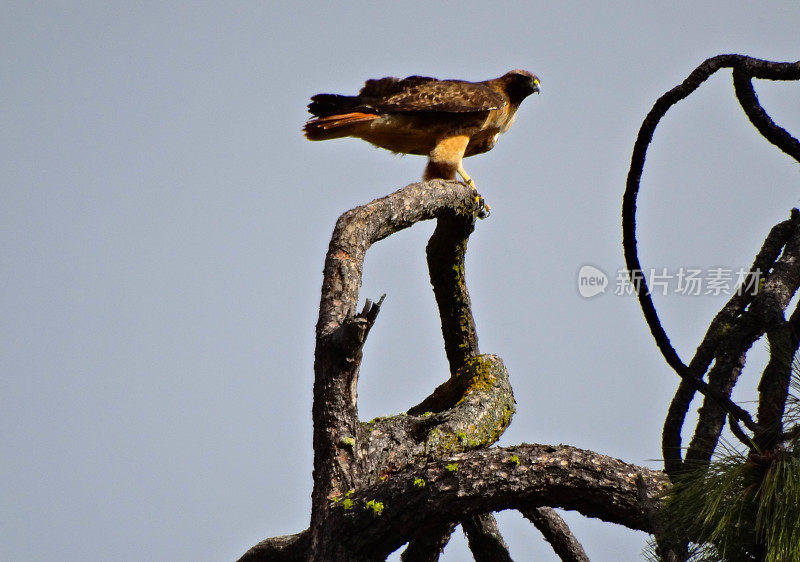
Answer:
xmin=303 ymin=70 xmax=540 ymax=194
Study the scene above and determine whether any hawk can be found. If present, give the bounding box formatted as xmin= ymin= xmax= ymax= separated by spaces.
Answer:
xmin=303 ymin=70 xmax=540 ymax=191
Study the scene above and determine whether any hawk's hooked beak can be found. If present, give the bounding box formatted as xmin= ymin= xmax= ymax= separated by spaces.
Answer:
xmin=532 ymin=78 xmax=540 ymax=94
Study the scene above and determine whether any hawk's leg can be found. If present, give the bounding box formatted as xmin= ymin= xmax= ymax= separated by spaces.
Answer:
xmin=427 ymin=135 xmax=491 ymax=217
xmin=427 ymin=136 xmax=470 ymax=183
xmin=456 ymin=164 xmax=477 ymax=190
xmin=457 ymin=164 xmax=491 ymax=216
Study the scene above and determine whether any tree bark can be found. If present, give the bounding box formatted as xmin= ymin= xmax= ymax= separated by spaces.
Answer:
xmin=240 ymin=180 xmax=669 ymax=561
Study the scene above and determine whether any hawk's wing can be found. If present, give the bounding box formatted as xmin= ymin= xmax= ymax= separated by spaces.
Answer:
xmin=359 ymin=76 xmax=506 ymax=114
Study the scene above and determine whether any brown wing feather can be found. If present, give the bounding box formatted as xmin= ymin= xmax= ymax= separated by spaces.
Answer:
xmin=359 ymin=76 xmax=433 ymax=98
xmin=359 ymin=76 xmax=506 ymax=113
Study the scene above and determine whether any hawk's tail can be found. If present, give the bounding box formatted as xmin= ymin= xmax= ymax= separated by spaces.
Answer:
xmin=304 ymin=93 xmax=380 ymax=140
xmin=307 ymin=94 xmax=365 ymax=117
xmin=303 ymin=113 xmax=380 ymax=141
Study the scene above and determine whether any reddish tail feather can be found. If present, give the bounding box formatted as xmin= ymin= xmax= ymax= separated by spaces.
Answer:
xmin=303 ymin=112 xmax=380 ymax=140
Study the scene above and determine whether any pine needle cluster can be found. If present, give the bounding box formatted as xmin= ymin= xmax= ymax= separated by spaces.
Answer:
xmin=648 ymin=367 xmax=800 ymax=561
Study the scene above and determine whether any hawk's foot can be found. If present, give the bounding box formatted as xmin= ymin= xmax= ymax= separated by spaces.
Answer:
xmin=475 ymin=194 xmax=491 ymax=219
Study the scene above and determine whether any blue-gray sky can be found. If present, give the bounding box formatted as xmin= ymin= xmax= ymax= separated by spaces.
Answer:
xmin=2 ymin=2 xmax=799 ymax=560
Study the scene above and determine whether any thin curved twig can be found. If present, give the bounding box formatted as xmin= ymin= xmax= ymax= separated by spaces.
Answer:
xmin=732 ymin=67 xmax=800 ymax=164
xmin=623 ymin=55 xmax=800 ymax=441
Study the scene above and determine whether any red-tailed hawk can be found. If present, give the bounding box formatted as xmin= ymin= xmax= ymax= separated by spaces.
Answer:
xmin=303 ymin=70 xmax=540 ymax=190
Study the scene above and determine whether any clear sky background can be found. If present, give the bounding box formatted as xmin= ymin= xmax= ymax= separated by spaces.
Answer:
xmin=2 ymin=2 xmax=799 ymax=560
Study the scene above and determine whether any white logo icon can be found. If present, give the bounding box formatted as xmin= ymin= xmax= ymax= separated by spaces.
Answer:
xmin=577 ymin=265 xmax=608 ymax=298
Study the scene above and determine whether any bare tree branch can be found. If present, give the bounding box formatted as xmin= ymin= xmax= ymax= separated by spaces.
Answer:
xmin=732 ymin=67 xmax=800 ymax=164
xmin=400 ymin=521 xmax=456 ymax=562
xmin=753 ymin=242 xmax=800 ymax=450
xmin=427 ymin=213 xmax=480 ymax=371
xmin=311 ymin=181 xmax=481 ymax=540
xmin=635 ymin=475 xmax=682 ymax=562
xmin=241 ymin=444 xmax=666 ymax=561
xmin=315 ymin=444 xmax=667 ymax=560
xmin=623 ymin=55 xmax=800 ymax=445
xmin=663 ymin=213 xmax=798 ymax=474
xmin=684 ymin=214 xmax=800 ymax=465
xmin=461 ymin=513 xmax=513 ymax=562
xmin=357 ymin=354 xmax=516 ymax=487
xmin=521 ymin=507 xmax=589 ymax=562
xmin=237 ymin=529 xmax=310 ymax=562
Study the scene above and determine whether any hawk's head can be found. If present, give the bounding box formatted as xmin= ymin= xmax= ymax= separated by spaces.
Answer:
xmin=502 ymin=69 xmax=540 ymax=102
